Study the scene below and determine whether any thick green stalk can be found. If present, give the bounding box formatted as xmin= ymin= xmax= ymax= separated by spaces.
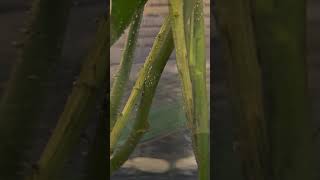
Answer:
xmin=110 ymin=0 xmax=148 ymax=45
xmin=0 ymin=0 xmax=72 ymax=179
xmin=169 ymin=0 xmax=194 ymax=138
xmin=110 ymin=8 xmax=144 ymax=130
xmin=252 ymin=1 xmax=315 ymax=180
xmin=215 ymin=0 xmax=269 ymax=179
xmin=189 ymin=0 xmax=209 ymax=179
xmin=25 ymin=16 xmax=109 ymax=180
xmin=110 ymin=16 xmax=174 ymax=173
xmin=168 ymin=0 xmax=204 ymax=171
xmin=110 ymin=16 xmax=173 ymax=152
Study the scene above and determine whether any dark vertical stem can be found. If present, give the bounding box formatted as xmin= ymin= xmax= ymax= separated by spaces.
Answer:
xmin=252 ymin=1 xmax=316 ymax=179
xmin=215 ymin=0 xmax=269 ymax=179
xmin=0 ymin=0 xmax=72 ymax=178
xmin=85 ymin=96 xmax=108 ymax=180
xmin=25 ymin=16 xmax=108 ymax=180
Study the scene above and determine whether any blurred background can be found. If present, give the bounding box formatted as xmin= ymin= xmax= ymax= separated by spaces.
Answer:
xmin=0 ymin=0 xmax=105 ymax=179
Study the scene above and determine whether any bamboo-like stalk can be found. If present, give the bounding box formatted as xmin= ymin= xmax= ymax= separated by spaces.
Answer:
xmin=252 ymin=1 xmax=315 ymax=180
xmin=169 ymin=0 xmax=194 ymax=139
xmin=0 ymin=0 xmax=72 ymax=178
xmin=25 ymin=16 xmax=109 ymax=180
xmin=110 ymin=8 xmax=144 ymax=131
xmin=215 ymin=0 xmax=269 ymax=179
xmin=189 ymin=0 xmax=210 ymax=179
xmin=110 ymin=17 xmax=173 ymax=173
xmin=168 ymin=0 xmax=205 ymax=171
xmin=109 ymin=16 xmax=173 ymax=152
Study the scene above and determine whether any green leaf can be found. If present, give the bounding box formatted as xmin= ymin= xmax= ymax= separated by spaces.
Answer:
xmin=110 ymin=0 xmax=148 ymax=45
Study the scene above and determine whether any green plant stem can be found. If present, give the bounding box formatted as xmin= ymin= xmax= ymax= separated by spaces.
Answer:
xmin=252 ymin=1 xmax=315 ymax=179
xmin=110 ymin=1 xmax=195 ymax=173
xmin=169 ymin=0 xmax=194 ymax=137
xmin=110 ymin=8 xmax=144 ymax=131
xmin=109 ymin=16 xmax=174 ymax=152
xmin=110 ymin=16 xmax=174 ymax=174
xmin=110 ymin=0 xmax=148 ymax=45
xmin=215 ymin=0 xmax=269 ymax=179
xmin=0 ymin=0 xmax=72 ymax=178
xmin=169 ymin=0 xmax=203 ymax=169
xmin=189 ymin=0 xmax=209 ymax=179
xmin=110 ymin=1 xmax=195 ymax=152
xmin=25 ymin=16 xmax=109 ymax=180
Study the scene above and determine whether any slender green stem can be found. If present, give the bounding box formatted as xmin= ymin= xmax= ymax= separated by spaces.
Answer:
xmin=110 ymin=16 xmax=174 ymax=174
xmin=25 ymin=16 xmax=109 ymax=180
xmin=169 ymin=0 xmax=194 ymax=134
xmin=169 ymin=0 xmax=203 ymax=169
xmin=110 ymin=8 xmax=144 ymax=130
xmin=110 ymin=1 xmax=195 ymax=173
xmin=189 ymin=0 xmax=210 ymax=179
xmin=110 ymin=16 xmax=173 ymax=153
